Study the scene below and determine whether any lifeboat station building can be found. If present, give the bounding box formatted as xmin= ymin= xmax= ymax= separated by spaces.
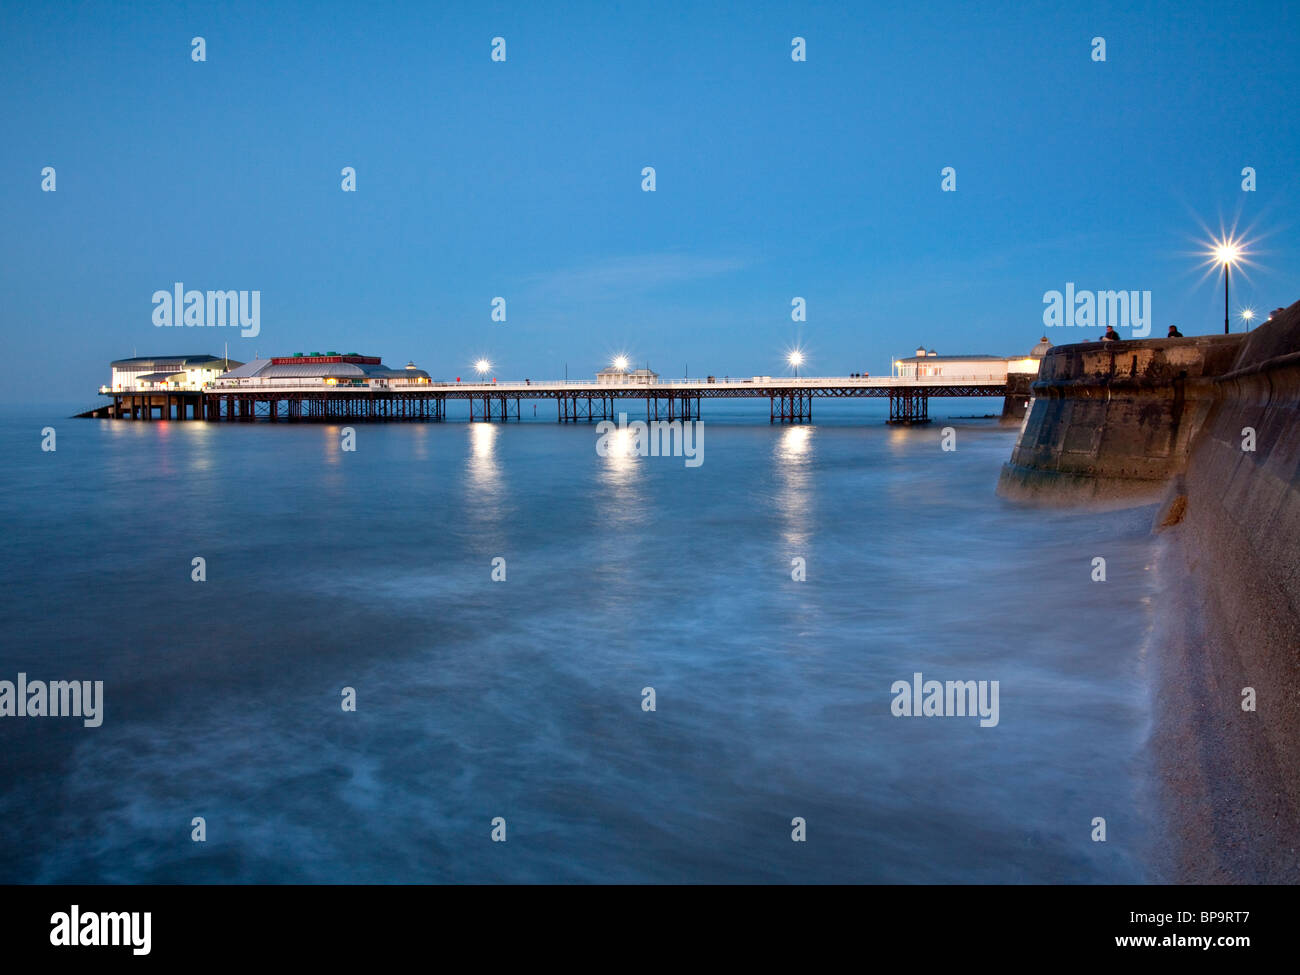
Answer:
xmin=104 ymin=354 xmax=242 ymax=392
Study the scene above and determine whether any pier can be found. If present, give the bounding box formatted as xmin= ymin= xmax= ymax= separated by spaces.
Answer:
xmin=80 ymin=375 xmax=1008 ymax=425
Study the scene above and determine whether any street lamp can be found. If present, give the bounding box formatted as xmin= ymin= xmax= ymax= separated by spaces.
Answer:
xmin=613 ymin=355 xmax=629 ymax=373
xmin=1211 ymin=236 xmax=1244 ymax=334
xmin=474 ymin=358 xmax=491 ymax=378
xmin=1240 ymin=308 xmax=1255 ymax=332
xmin=787 ymin=349 xmax=804 ymax=380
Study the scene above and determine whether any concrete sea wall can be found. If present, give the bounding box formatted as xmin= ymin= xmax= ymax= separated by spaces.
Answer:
xmin=1152 ymin=302 xmax=1300 ymax=881
xmin=997 ymin=333 xmax=1245 ymax=505
xmin=998 ymin=373 xmax=1035 ymax=426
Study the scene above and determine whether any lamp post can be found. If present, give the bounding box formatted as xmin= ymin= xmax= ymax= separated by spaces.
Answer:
xmin=1224 ymin=262 xmax=1230 ymax=333
xmin=1212 ymin=239 xmax=1242 ymax=334
xmin=1241 ymin=308 xmax=1255 ymax=332
xmin=787 ymin=350 xmax=803 ymax=380
xmin=475 ymin=358 xmax=491 ymax=379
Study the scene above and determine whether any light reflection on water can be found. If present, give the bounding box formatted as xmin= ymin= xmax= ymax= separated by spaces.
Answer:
xmin=466 ymin=422 xmax=500 ymax=488
xmin=775 ymin=425 xmax=814 ymax=552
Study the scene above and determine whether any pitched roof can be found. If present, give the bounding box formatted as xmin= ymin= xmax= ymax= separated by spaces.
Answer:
xmin=218 ymin=358 xmax=273 ymax=378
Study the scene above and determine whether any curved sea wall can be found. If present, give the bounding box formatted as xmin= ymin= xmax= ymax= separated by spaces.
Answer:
xmin=997 ymin=333 xmax=1244 ymax=505
xmin=1180 ymin=302 xmax=1300 ymax=596
xmin=1153 ymin=301 xmax=1300 ymax=882
xmin=997 ymin=299 xmax=1300 ymax=881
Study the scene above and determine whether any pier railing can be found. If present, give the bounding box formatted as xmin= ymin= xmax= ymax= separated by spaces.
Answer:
xmin=206 ymin=374 xmax=1008 ymax=392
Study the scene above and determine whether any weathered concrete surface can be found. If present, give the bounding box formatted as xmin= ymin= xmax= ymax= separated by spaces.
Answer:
xmin=1148 ymin=300 xmax=1300 ymax=882
xmin=998 ymin=372 xmax=1035 ymax=426
xmin=997 ymin=334 xmax=1244 ymax=506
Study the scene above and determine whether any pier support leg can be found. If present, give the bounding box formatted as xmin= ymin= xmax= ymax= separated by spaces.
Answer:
xmin=888 ymin=388 xmax=930 ymax=424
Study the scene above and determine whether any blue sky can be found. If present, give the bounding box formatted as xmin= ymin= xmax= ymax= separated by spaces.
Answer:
xmin=3 ymin=0 xmax=1297 ymax=402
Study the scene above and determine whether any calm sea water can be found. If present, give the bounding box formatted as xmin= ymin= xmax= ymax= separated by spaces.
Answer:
xmin=0 ymin=401 xmax=1159 ymax=883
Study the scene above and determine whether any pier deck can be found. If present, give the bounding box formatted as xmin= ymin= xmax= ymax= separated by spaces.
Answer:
xmin=80 ymin=376 xmax=1008 ymax=425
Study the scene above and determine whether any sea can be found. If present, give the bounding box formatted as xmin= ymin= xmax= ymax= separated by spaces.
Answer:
xmin=0 ymin=399 xmax=1161 ymax=883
